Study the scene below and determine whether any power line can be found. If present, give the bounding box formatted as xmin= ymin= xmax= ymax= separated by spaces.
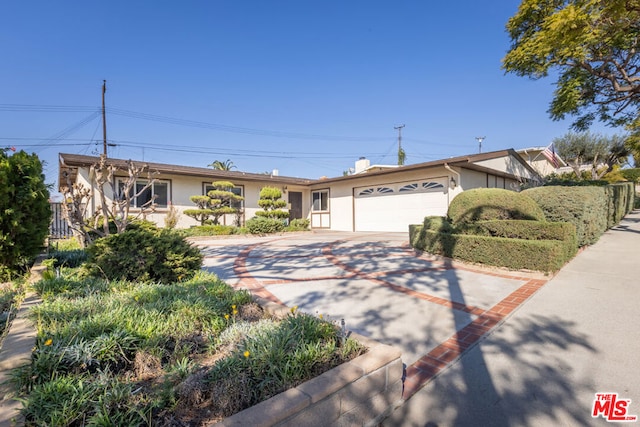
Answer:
xmin=111 ymin=141 xmax=380 ymax=159
xmin=2 ymin=103 xmax=393 ymax=143
xmin=106 ymin=108 xmax=391 ymax=142
xmin=0 ymin=104 xmax=99 ymax=113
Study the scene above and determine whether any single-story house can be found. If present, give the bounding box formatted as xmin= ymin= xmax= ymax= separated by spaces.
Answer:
xmin=58 ymin=149 xmax=541 ymax=233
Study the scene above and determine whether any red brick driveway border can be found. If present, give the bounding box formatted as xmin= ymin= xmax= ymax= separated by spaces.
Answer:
xmin=208 ymin=236 xmax=550 ymax=400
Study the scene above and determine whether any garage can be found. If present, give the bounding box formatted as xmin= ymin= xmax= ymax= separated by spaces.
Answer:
xmin=354 ymin=178 xmax=449 ymax=232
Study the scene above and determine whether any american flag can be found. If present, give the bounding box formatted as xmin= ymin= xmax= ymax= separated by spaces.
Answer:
xmin=542 ymin=144 xmax=559 ymax=168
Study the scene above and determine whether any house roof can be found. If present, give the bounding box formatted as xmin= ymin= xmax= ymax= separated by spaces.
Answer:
xmin=516 ymin=146 xmax=567 ymax=167
xmin=310 ymin=149 xmax=541 ymax=185
xmin=58 ymin=153 xmax=313 ymax=190
xmin=59 ymin=148 xmax=540 ymax=191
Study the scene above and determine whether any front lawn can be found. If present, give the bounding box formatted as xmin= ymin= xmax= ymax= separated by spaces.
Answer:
xmin=11 ymin=251 xmax=365 ymax=425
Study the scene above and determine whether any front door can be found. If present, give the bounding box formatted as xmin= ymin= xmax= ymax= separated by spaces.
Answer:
xmin=288 ymin=191 xmax=302 ymax=221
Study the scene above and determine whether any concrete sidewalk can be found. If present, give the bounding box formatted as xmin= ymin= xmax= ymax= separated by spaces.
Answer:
xmin=385 ymin=210 xmax=640 ymax=426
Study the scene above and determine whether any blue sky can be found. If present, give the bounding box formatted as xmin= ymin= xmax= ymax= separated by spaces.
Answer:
xmin=0 ymin=1 xmax=620 ymax=191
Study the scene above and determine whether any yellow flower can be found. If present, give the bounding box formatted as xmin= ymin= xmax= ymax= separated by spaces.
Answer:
xmin=232 ymin=305 xmax=237 ymax=310
xmin=224 ymin=314 xmax=230 ymax=320
xmin=44 ymin=339 xmax=53 ymax=346
xmin=290 ymin=305 xmax=298 ymax=314
xmin=319 ymin=313 xmax=323 ymax=319
xmin=134 ymin=296 xmax=139 ymax=302
xmin=243 ymin=350 xmax=250 ymax=358
xmin=232 ymin=309 xmax=238 ymax=316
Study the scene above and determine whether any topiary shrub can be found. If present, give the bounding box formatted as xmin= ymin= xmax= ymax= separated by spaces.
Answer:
xmin=86 ymin=227 xmax=203 ymax=283
xmin=410 ymin=228 xmax=573 ymax=272
xmin=255 ymin=187 xmax=289 ymax=219
xmin=421 ymin=216 xmax=456 ymax=233
xmin=409 ymin=216 xmax=579 ymax=270
xmin=523 ymin=185 xmax=607 ymax=246
xmin=246 ymin=217 xmax=284 ymax=234
xmin=447 ymin=188 xmax=545 ymax=225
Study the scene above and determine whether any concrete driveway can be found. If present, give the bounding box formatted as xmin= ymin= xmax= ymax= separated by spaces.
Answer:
xmin=194 ymin=231 xmax=548 ymax=400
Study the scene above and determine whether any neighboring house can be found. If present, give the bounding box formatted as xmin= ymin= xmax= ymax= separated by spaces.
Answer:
xmin=58 ymin=149 xmax=540 ymax=233
xmin=516 ymin=146 xmax=567 ymax=177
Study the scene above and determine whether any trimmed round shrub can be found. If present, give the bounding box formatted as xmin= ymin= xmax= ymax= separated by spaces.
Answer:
xmin=447 ymin=188 xmax=545 ymax=225
xmin=246 ymin=217 xmax=284 ymax=234
xmin=86 ymin=227 xmax=203 ymax=283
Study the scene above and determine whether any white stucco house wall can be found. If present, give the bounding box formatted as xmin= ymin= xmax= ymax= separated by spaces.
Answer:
xmin=58 ymin=149 xmax=540 ymax=233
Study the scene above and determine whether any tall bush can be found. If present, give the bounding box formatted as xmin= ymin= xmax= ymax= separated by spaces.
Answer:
xmin=0 ymin=149 xmax=51 ymax=278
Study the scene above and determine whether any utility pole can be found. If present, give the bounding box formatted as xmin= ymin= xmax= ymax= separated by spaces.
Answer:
xmin=475 ymin=136 xmax=486 ymax=153
xmin=102 ymin=80 xmax=108 ymax=156
xmin=395 ymin=124 xmax=405 ymax=165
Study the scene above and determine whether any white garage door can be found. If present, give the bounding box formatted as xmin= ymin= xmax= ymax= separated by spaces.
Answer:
xmin=354 ymin=178 xmax=449 ymax=232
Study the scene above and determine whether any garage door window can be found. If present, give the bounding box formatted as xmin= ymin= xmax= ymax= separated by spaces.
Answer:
xmin=358 ymin=187 xmax=394 ymax=196
xmin=312 ymin=190 xmax=329 ymax=211
xmin=398 ymin=181 xmax=445 ymax=193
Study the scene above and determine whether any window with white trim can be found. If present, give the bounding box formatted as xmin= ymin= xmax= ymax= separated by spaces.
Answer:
xmin=312 ymin=189 xmax=329 ymax=212
xmin=118 ymin=179 xmax=170 ymax=209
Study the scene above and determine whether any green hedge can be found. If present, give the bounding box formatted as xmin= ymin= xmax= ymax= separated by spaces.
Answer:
xmin=180 ymin=224 xmax=239 ymax=237
xmin=464 ymin=219 xmax=573 ymax=238
xmin=409 ymin=225 xmax=574 ymax=272
xmin=523 ymin=183 xmax=635 ymax=246
xmin=420 ymin=216 xmax=456 ymax=233
xmin=523 ymin=186 xmax=608 ymax=247
xmin=447 ymin=188 xmax=545 ymax=225
xmin=604 ymin=182 xmax=634 ymax=228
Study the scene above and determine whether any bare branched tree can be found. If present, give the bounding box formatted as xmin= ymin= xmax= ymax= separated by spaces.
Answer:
xmin=60 ymin=155 xmax=158 ymax=246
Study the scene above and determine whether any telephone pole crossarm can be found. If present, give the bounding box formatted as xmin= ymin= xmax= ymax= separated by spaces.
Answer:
xmin=475 ymin=136 xmax=486 ymax=153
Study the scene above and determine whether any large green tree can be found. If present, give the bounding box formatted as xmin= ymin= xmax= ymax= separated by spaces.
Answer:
xmin=0 ymin=149 xmax=51 ymax=278
xmin=553 ymin=131 xmax=630 ymax=178
xmin=503 ymin=0 xmax=640 ymax=133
